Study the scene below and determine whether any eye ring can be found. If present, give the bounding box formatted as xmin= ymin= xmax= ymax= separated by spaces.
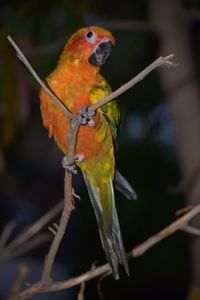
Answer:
xmin=85 ymin=30 xmax=96 ymax=44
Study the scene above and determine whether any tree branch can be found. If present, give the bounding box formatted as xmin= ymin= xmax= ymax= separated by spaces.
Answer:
xmin=11 ymin=204 xmax=200 ymax=300
xmin=7 ymin=36 xmax=73 ymax=120
xmin=2 ymin=201 xmax=63 ymax=258
xmin=89 ymin=54 xmax=175 ymax=113
xmin=8 ymin=265 xmax=29 ymax=299
xmin=41 ymin=115 xmax=82 ymax=284
xmin=183 ymin=225 xmax=200 ymax=237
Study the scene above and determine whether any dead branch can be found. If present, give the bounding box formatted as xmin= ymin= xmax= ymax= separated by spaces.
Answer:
xmin=183 ymin=225 xmax=200 ymax=237
xmin=10 ymin=203 xmax=200 ymax=300
xmin=9 ymin=233 xmax=50 ymax=259
xmin=7 ymin=36 xmax=72 ymax=120
xmin=89 ymin=54 xmax=175 ymax=113
xmin=4 ymin=201 xmax=63 ymax=254
xmin=0 ymin=220 xmax=17 ymax=250
xmin=77 ymin=281 xmax=86 ymax=300
xmin=41 ymin=116 xmax=82 ymax=284
xmin=0 ymin=201 xmax=63 ymax=261
xmin=8 ymin=265 xmax=29 ymax=299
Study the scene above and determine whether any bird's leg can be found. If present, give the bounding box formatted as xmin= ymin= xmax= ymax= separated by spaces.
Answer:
xmin=80 ymin=106 xmax=96 ymax=127
xmin=62 ymin=154 xmax=85 ymax=174
xmin=62 ymin=156 xmax=77 ymax=174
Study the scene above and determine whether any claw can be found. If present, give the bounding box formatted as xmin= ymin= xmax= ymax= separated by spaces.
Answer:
xmin=80 ymin=106 xmax=96 ymax=127
xmin=74 ymin=154 xmax=85 ymax=162
xmin=62 ymin=157 xmax=77 ymax=174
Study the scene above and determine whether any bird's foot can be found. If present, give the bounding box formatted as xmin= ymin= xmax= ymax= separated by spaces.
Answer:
xmin=62 ymin=156 xmax=77 ymax=174
xmin=74 ymin=154 xmax=85 ymax=163
xmin=62 ymin=154 xmax=85 ymax=174
xmin=80 ymin=106 xmax=96 ymax=127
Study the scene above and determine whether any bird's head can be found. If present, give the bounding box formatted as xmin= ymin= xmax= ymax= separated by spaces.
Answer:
xmin=64 ymin=26 xmax=115 ymax=68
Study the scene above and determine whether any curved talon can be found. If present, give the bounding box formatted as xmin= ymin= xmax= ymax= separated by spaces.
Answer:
xmin=80 ymin=106 xmax=96 ymax=127
xmin=62 ymin=157 xmax=77 ymax=174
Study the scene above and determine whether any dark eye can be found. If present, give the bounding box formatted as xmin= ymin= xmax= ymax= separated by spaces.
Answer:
xmin=85 ymin=30 xmax=96 ymax=44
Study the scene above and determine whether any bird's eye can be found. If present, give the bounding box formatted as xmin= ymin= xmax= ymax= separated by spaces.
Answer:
xmin=85 ymin=31 xmax=96 ymax=44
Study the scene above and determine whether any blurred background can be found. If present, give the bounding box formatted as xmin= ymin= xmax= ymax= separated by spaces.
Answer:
xmin=0 ymin=0 xmax=200 ymax=299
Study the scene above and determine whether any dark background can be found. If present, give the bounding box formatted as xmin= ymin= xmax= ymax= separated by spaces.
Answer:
xmin=1 ymin=0 xmax=200 ymax=299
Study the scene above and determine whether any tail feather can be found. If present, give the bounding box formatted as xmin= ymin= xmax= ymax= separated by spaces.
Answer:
xmin=109 ymin=176 xmax=129 ymax=275
xmin=83 ymin=173 xmax=129 ymax=279
xmin=115 ymin=170 xmax=137 ymax=200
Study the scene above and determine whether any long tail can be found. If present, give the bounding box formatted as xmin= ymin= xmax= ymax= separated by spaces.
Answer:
xmin=83 ymin=173 xmax=129 ymax=279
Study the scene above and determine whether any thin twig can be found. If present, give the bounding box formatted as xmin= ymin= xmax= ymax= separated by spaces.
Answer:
xmin=183 ymin=225 xmax=200 ymax=236
xmin=97 ymin=271 xmax=111 ymax=300
xmin=7 ymin=36 xmax=72 ymax=120
xmin=77 ymin=281 xmax=86 ymax=300
xmin=11 ymin=204 xmax=200 ymax=300
xmin=89 ymin=54 xmax=175 ymax=113
xmin=0 ymin=220 xmax=17 ymax=250
xmin=9 ymin=233 xmax=50 ymax=260
xmin=5 ymin=200 xmax=64 ymax=253
xmin=8 ymin=265 xmax=29 ymax=298
xmin=176 ymin=206 xmax=194 ymax=216
xmin=131 ymin=204 xmax=200 ymax=257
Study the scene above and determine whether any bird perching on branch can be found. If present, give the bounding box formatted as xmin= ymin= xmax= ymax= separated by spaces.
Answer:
xmin=40 ymin=26 xmax=136 ymax=279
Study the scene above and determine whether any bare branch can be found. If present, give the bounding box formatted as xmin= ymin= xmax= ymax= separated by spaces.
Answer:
xmin=131 ymin=204 xmax=200 ymax=257
xmin=0 ymin=220 xmax=17 ymax=250
xmin=9 ymin=233 xmax=50 ymax=260
xmin=8 ymin=265 xmax=29 ymax=298
xmin=2 ymin=201 xmax=63 ymax=260
xmin=182 ymin=225 xmax=200 ymax=237
xmin=41 ymin=115 xmax=82 ymax=284
xmin=77 ymin=281 xmax=86 ymax=300
xmin=89 ymin=54 xmax=175 ymax=113
xmin=7 ymin=36 xmax=73 ymax=120
xmin=97 ymin=271 xmax=111 ymax=300
xmin=12 ymin=204 xmax=200 ymax=300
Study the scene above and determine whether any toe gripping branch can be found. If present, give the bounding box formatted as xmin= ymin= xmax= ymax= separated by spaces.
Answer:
xmin=80 ymin=106 xmax=96 ymax=127
xmin=62 ymin=154 xmax=85 ymax=174
xmin=62 ymin=157 xmax=77 ymax=174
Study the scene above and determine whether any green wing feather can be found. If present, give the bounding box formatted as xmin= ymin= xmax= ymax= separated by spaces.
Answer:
xmin=81 ymin=75 xmax=129 ymax=279
xmin=90 ymin=75 xmax=120 ymax=147
xmin=90 ymin=75 xmax=137 ymax=200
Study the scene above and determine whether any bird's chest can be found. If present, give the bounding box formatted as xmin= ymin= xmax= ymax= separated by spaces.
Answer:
xmin=57 ymin=73 xmax=95 ymax=114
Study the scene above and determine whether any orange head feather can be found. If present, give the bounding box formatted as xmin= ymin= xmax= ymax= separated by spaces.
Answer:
xmin=59 ymin=26 xmax=115 ymax=69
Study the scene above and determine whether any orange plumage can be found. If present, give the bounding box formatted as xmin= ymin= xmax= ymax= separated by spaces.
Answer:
xmin=40 ymin=27 xmax=115 ymax=159
xmin=40 ymin=27 xmax=135 ymax=279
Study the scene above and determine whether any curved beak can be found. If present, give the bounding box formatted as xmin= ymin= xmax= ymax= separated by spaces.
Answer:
xmin=88 ymin=38 xmax=113 ymax=67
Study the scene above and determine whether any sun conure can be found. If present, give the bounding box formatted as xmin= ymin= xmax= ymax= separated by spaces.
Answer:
xmin=39 ymin=26 xmax=136 ymax=279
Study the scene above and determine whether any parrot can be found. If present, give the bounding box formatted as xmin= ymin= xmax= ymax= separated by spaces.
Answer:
xmin=39 ymin=26 xmax=136 ymax=279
